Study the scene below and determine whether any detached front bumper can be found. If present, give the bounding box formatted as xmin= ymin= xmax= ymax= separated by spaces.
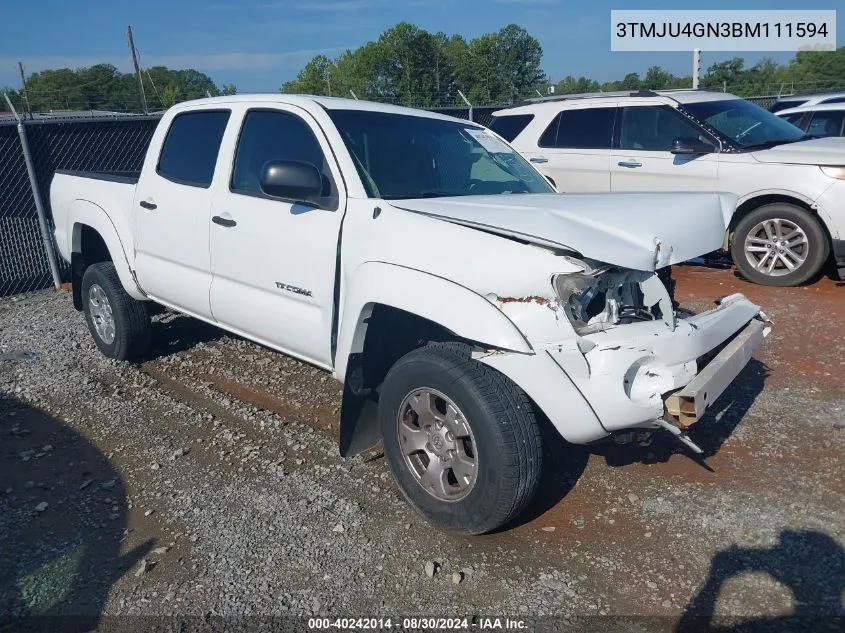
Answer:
xmin=566 ymin=292 xmax=770 ymax=434
xmin=479 ymin=293 xmax=770 ymax=445
xmin=664 ymin=318 xmax=768 ymax=427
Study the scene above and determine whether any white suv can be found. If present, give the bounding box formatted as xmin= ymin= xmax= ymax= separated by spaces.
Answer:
xmin=776 ymin=102 xmax=845 ymax=139
xmin=492 ymin=90 xmax=845 ymax=286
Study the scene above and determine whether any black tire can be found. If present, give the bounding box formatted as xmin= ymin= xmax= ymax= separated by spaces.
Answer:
xmin=378 ymin=342 xmax=542 ymax=534
xmin=81 ymin=262 xmax=151 ymax=361
xmin=731 ymin=203 xmax=829 ymax=286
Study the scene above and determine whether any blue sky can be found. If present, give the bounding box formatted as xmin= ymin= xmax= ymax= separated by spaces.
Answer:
xmin=0 ymin=0 xmax=842 ymax=92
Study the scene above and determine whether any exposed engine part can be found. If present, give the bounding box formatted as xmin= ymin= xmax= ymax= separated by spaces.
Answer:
xmin=553 ymin=267 xmax=673 ymax=334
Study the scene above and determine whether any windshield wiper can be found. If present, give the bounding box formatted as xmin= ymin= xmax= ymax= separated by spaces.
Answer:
xmin=382 ymin=191 xmax=461 ymax=200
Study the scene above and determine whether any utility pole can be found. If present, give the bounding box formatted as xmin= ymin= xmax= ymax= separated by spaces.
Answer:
xmin=127 ymin=26 xmax=148 ymax=114
xmin=692 ymin=48 xmax=701 ymax=90
xmin=17 ymin=61 xmax=32 ymax=118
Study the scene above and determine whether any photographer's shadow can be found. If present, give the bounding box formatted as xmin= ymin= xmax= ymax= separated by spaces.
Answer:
xmin=677 ymin=529 xmax=845 ymax=633
xmin=0 ymin=393 xmax=152 ymax=632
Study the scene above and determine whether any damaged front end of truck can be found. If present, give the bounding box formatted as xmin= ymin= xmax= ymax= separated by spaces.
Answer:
xmin=485 ymin=252 xmax=770 ymax=453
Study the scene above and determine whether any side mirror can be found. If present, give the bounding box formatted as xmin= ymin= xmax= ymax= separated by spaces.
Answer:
xmin=670 ymin=136 xmax=716 ymax=155
xmin=259 ymin=160 xmax=323 ymax=203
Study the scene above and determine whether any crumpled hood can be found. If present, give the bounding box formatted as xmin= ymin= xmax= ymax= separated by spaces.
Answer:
xmin=390 ymin=192 xmax=736 ymax=272
xmin=751 ymin=136 xmax=845 ymax=165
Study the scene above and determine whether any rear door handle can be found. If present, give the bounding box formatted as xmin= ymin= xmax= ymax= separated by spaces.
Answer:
xmin=212 ymin=215 xmax=237 ymax=228
xmin=139 ymin=200 xmax=157 ymax=210
xmin=618 ymin=160 xmax=642 ymax=168
xmin=530 ymin=156 xmax=549 ymax=164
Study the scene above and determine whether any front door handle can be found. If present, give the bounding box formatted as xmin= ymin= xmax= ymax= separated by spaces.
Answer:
xmin=139 ymin=200 xmax=157 ymax=210
xmin=618 ymin=160 xmax=642 ymax=168
xmin=212 ymin=215 xmax=237 ymax=228
xmin=530 ymin=156 xmax=549 ymax=164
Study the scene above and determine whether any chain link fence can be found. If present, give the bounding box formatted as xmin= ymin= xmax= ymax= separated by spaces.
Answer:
xmin=0 ymin=114 xmax=159 ymax=297
xmin=0 ymin=92 xmax=803 ymax=297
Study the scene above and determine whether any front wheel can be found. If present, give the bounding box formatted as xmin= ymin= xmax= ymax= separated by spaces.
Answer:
xmin=731 ymin=203 xmax=829 ymax=286
xmin=378 ymin=342 xmax=542 ymax=534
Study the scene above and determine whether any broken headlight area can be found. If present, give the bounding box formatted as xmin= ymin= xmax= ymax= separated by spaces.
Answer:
xmin=553 ymin=267 xmax=673 ymax=334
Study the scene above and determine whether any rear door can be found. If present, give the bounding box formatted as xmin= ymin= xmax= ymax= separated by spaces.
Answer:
xmin=522 ymin=105 xmax=616 ymax=193
xmin=134 ymin=107 xmax=231 ymax=319
xmin=208 ymin=104 xmax=346 ymax=368
xmin=610 ymin=103 xmax=719 ymax=192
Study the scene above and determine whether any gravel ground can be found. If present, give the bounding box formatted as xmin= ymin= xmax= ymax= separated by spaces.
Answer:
xmin=1 ymin=265 xmax=843 ymax=631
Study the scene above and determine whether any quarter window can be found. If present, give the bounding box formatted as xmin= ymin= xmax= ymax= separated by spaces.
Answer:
xmin=488 ymin=114 xmax=534 ymax=142
xmin=539 ymin=108 xmax=615 ymax=149
xmin=157 ymin=110 xmax=230 ymax=187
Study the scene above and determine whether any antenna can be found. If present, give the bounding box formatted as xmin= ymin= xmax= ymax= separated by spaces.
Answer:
xmin=127 ymin=26 xmax=148 ymax=114
xmin=349 ymin=89 xmax=359 ymax=100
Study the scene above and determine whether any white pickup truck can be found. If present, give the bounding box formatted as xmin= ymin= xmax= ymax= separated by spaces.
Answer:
xmin=50 ymin=95 xmax=770 ymax=534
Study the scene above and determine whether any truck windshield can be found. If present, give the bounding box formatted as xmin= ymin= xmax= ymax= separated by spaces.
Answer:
xmin=327 ymin=110 xmax=554 ymax=199
xmin=682 ymin=98 xmax=807 ymax=150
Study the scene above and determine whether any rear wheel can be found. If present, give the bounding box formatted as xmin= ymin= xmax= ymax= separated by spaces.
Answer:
xmin=379 ymin=342 xmax=542 ymax=534
xmin=81 ymin=262 xmax=151 ymax=361
xmin=731 ymin=203 xmax=829 ymax=286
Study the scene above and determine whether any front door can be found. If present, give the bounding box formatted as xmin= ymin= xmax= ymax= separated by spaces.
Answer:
xmin=611 ymin=103 xmax=719 ymax=192
xmin=208 ymin=105 xmax=346 ymax=368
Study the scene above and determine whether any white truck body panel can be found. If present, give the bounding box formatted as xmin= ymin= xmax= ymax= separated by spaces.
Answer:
xmin=50 ymin=94 xmax=769 ymax=447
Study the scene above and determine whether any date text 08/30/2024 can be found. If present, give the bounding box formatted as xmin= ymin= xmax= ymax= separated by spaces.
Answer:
xmin=307 ymin=617 xmax=529 ymax=630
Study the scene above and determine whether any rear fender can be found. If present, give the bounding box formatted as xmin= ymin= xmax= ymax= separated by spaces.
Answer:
xmin=70 ymin=200 xmax=144 ymax=300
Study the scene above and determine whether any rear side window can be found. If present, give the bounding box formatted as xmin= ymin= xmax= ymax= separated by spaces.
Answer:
xmin=539 ymin=108 xmax=615 ymax=149
xmin=488 ymin=114 xmax=534 ymax=142
xmin=819 ymin=97 xmax=845 ymax=104
xmin=157 ymin=110 xmax=231 ymax=187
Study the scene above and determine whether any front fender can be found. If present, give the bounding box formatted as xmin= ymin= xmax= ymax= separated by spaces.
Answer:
xmin=70 ymin=200 xmax=144 ymax=300
xmin=333 ymin=261 xmax=533 ymax=381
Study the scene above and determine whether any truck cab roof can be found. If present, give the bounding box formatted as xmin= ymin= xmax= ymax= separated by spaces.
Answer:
xmin=170 ymin=94 xmax=471 ymax=124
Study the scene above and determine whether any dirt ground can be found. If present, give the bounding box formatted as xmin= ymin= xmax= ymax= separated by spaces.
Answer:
xmin=1 ymin=264 xmax=843 ymax=632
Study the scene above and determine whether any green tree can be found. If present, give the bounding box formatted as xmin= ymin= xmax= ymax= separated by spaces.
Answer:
xmin=282 ymin=22 xmax=545 ymax=107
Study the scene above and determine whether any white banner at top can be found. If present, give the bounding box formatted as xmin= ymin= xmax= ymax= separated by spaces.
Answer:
xmin=611 ymin=10 xmax=836 ymax=51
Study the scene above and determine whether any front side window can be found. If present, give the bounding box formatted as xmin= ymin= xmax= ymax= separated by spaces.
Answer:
xmin=231 ymin=109 xmax=337 ymax=207
xmin=683 ymin=98 xmax=805 ymax=149
xmin=807 ymin=111 xmax=845 ymax=137
xmin=819 ymin=97 xmax=845 ymax=104
xmin=327 ymin=110 xmax=554 ymax=200
xmin=618 ymin=106 xmax=704 ymax=151
xmin=157 ymin=110 xmax=230 ymax=187
xmin=541 ymin=108 xmax=615 ymax=149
